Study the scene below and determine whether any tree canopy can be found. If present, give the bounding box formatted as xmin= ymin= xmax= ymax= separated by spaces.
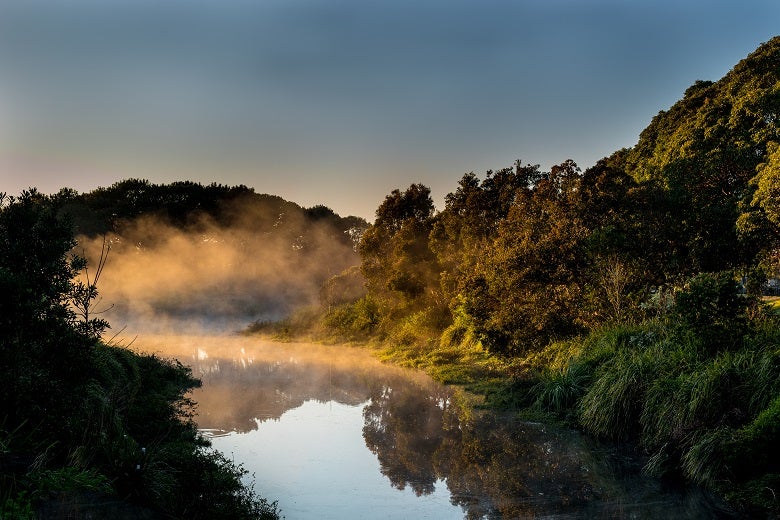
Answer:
xmin=342 ymin=36 xmax=780 ymax=355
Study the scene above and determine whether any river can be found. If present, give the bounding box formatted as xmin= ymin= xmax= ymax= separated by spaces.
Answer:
xmin=134 ymin=334 xmax=731 ymax=519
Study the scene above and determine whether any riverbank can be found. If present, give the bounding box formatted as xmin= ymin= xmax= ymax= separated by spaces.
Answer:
xmin=0 ymin=193 xmax=281 ymax=519
xmin=246 ymin=291 xmax=780 ymax=517
xmin=157 ymin=333 xmax=729 ymax=519
xmin=0 ymin=340 xmax=282 ymax=520
xmin=245 ymin=316 xmax=523 ymax=407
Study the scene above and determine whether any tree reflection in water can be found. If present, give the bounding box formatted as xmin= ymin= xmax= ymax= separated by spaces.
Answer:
xmin=363 ymin=385 xmax=450 ymax=497
xmin=361 ymin=379 xmax=603 ymax=518
xmin=138 ymin=336 xmax=727 ymax=519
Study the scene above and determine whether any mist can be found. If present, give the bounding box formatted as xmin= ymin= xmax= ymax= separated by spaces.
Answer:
xmin=75 ymin=196 xmax=364 ymax=334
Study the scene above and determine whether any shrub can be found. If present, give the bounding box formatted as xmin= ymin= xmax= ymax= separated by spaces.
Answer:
xmin=670 ymin=271 xmax=751 ymax=352
xmin=323 ymin=296 xmax=381 ymax=339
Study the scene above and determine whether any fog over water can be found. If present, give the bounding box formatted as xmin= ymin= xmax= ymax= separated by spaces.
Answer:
xmin=75 ymin=204 xmax=360 ymax=334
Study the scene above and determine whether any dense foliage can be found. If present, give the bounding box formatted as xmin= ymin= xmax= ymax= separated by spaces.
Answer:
xmin=303 ymin=37 xmax=780 ymax=514
xmin=0 ymin=191 xmax=279 ymax=518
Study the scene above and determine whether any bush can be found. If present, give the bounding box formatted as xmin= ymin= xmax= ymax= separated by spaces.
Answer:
xmin=533 ymin=362 xmax=590 ymax=413
xmin=323 ymin=296 xmax=381 ymax=339
xmin=669 ymin=271 xmax=751 ymax=352
xmin=562 ymin=309 xmax=780 ymax=515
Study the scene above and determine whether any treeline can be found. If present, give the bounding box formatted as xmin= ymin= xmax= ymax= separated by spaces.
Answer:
xmin=0 ymin=191 xmax=280 ymax=518
xmin=304 ymin=37 xmax=780 ymax=514
xmin=57 ymin=179 xmax=369 ymax=328
xmin=328 ymin=36 xmax=780 ymax=351
xmin=53 ymin=178 xmax=367 ymax=249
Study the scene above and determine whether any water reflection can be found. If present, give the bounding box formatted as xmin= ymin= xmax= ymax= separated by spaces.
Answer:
xmin=360 ymin=374 xmax=723 ymax=519
xmin=135 ymin=335 xmax=729 ymax=519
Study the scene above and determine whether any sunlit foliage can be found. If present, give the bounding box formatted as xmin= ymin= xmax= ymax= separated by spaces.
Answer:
xmin=313 ymin=36 xmax=780 ymax=515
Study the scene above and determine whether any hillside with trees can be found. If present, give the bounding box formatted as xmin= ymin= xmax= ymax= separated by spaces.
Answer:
xmin=287 ymin=37 xmax=780 ymax=515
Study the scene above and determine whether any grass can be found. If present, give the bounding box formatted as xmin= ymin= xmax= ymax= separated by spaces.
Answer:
xmin=543 ymin=312 xmax=780 ymax=515
xmin=533 ymin=362 xmax=590 ymax=414
xmin=579 ymin=347 xmax=655 ymax=440
xmin=762 ymin=295 xmax=780 ymax=315
xmin=0 ymin=492 xmax=34 ymax=520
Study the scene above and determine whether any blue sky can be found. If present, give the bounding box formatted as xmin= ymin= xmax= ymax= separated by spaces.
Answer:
xmin=1 ymin=0 xmax=778 ymax=219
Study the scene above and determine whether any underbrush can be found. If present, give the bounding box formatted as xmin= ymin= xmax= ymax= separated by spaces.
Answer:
xmin=245 ymin=271 xmax=780 ymax=515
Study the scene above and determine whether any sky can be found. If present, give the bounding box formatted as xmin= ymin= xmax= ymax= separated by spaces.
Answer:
xmin=0 ymin=1 xmax=779 ymax=220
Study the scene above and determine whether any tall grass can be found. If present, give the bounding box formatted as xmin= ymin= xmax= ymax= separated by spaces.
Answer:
xmin=554 ymin=305 xmax=780 ymax=513
xmin=579 ymin=347 xmax=657 ymax=440
xmin=533 ymin=362 xmax=590 ymax=413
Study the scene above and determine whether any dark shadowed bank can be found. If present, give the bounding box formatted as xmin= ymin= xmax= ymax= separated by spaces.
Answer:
xmin=0 ymin=191 xmax=280 ymax=519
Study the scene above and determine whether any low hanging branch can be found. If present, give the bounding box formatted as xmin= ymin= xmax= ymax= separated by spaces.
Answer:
xmin=70 ymin=235 xmax=113 ymax=339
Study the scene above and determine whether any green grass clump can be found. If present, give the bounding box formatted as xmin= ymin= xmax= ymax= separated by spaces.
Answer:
xmin=0 ymin=492 xmax=34 ymax=520
xmin=542 ymin=306 xmax=780 ymax=515
xmin=533 ymin=362 xmax=590 ymax=413
xmin=579 ymin=347 xmax=657 ymax=440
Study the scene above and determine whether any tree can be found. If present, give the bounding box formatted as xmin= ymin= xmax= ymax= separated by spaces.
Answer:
xmin=462 ymin=161 xmax=587 ymax=355
xmin=623 ymin=37 xmax=780 ymax=276
xmin=743 ymin=142 xmax=780 ymax=232
xmin=0 ymin=190 xmax=106 ymax=432
xmin=670 ymin=271 xmax=750 ymax=352
xmin=359 ymin=184 xmax=440 ymax=316
xmin=575 ymin=154 xmax=657 ymax=324
xmin=373 ymin=184 xmax=435 ymax=234
xmin=430 ymin=162 xmax=543 ymax=303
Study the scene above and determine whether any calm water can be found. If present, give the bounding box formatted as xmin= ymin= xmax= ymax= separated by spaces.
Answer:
xmin=135 ymin=335 xmax=731 ymax=520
